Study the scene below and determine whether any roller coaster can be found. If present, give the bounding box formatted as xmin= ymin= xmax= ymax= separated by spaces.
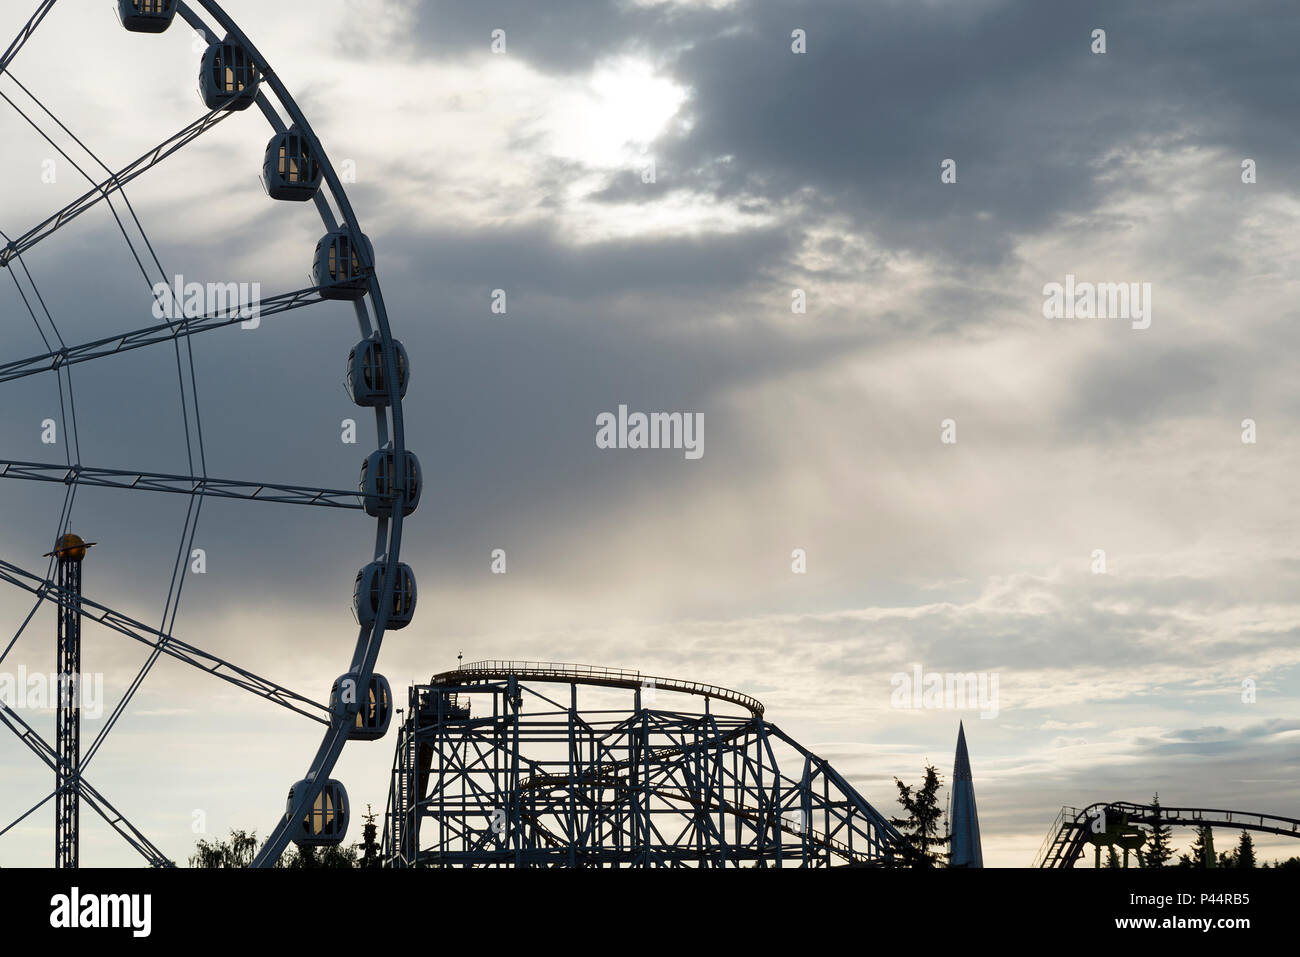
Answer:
xmin=1036 ymin=801 xmax=1300 ymax=868
xmin=384 ymin=660 xmax=916 ymax=867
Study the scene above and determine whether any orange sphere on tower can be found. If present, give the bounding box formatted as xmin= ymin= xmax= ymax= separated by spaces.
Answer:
xmin=47 ymin=534 xmax=95 ymax=563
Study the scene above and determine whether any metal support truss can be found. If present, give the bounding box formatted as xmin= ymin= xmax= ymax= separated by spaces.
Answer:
xmin=0 ymin=703 xmax=173 ymax=867
xmin=0 ymin=460 xmax=363 ymax=510
xmin=1 ymin=105 xmax=235 ymax=267
xmin=0 ymin=1 xmax=58 ymax=78
xmin=0 ymin=285 xmax=329 ymax=385
xmin=384 ymin=666 xmax=911 ymax=868
xmin=0 ymin=556 xmax=329 ymax=724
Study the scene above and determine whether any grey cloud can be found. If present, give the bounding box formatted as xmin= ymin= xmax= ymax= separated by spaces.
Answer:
xmin=653 ymin=0 xmax=1300 ymax=266
xmin=395 ymin=0 xmax=730 ymax=75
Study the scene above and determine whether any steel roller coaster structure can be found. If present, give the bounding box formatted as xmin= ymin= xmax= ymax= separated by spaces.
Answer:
xmin=384 ymin=661 xmax=917 ymax=868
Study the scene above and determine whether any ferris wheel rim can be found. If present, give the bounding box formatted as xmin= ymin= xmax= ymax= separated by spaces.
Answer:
xmin=182 ymin=0 xmax=409 ymax=869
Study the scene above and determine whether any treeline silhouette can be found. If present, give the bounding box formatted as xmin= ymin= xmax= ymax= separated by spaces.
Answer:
xmin=189 ymin=807 xmax=382 ymax=868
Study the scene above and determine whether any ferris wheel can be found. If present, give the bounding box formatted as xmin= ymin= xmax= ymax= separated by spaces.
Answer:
xmin=0 ymin=0 xmax=419 ymax=867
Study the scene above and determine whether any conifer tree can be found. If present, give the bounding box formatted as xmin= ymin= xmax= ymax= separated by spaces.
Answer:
xmin=1144 ymin=792 xmax=1175 ymax=867
xmin=890 ymin=764 xmax=947 ymax=866
xmin=1235 ymin=830 xmax=1256 ymax=869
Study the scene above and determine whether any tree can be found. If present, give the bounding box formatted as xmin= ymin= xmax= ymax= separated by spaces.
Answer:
xmin=1143 ymin=793 xmax=1175 ymax=868
xmin=1104 ymin=846 xmax=1121 ymax=869
xmin=1235 ymin=830 xmax=1256 ymax=869
xmin=358 ymin=804 xmax=381 ymax=868
xmin=190 ymin=828 xmax=359 ymax=868
xmin=189 ymin=829 xmax=258 ymax=868
xmin=890 ymin=763 xmax=946 ymax=866
xmin=1189 ymin=826 xmax=1216 ymax=868
xmin=277 ymin=844 xmax=359 ymax=868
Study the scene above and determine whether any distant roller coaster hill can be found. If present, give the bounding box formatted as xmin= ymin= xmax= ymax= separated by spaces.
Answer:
xmin=1037 ymin=801 xmax=1300 ymax=868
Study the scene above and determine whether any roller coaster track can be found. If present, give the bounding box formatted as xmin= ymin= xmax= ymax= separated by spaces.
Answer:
xmin=433 ymin=660 xmax=765 ymax=717
xmin=1036 ymin=801 xmax=1300 ymax=868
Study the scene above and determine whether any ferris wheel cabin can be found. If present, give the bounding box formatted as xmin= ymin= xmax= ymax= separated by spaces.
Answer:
xmin=286 ymin=779 xmax=349 ymax=847
xmin=330 ymin=673 xmax=394 ymax=741
xmin=347 ymin=336 xmax=410 ymax=407
xmin=353 ymin=560 xmax=417 ymax=630
xmin=314 ymin=229 xmax=374 ymax=300
xmin=263 ymin=128 xmax=322 ymax=201
xmin=117 ymin=0 xmax=178 ymax=33
xmin=360 ymin=448 xmax=422 ymax=519
xmin=199 ymin=36 xmax=260 ymax=111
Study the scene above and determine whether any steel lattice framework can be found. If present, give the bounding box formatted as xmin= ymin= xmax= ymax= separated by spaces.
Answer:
xmin=384 ymin=662 xmax=913 ymax=868
xmin=52 ymin=549 xmax=80 ymax=869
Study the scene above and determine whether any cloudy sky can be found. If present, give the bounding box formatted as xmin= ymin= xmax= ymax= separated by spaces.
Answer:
xmin=1 ymin=0 xmax=1298 ymax=868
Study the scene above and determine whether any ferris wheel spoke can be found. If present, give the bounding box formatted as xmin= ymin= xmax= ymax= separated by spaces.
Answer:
xmin=0 ymin=781 xmax=54 ymax=841
xmin=0 ymin=284 xmax=332 ymax=386
xmin=0 ymin=460 xmax=364 ymax=510
xmin=77 ymin=777 xmax=174 ymax=867
xmin=0 ymin=105 xmax=236 ymax=268
xmin=0 ymin=782 xmax=172 ymax=869
xmin=0 ymin=1 xmax=57 ymax=78
xmin=2 ymin=72 xmax=163 ymax=288
xmin=0 ymin=556 xmax=331 ymax=725
xmin=0 ymin=702 xmax=174 ymax=867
